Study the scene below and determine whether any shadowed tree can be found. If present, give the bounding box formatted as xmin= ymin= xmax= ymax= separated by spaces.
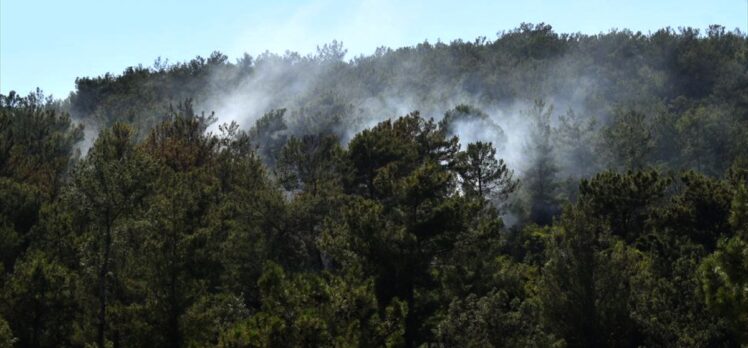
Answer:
xmin=521 ymin=99 xmax=561 ymax=225
xmin=455 ymin=141 xmax=518 ymax=208
xmin=325 ymin=113 xmax=496 ymax=346
xmin=68 ymin=123 xmax=155 ymax=347
xmin=604 ymin=109 xmax=654 ymax=171
xmin=698 ymin=184 xmax=748 ymax=344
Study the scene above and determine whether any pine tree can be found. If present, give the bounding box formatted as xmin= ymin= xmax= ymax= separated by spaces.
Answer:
xmin=68 ymin=123 xmax=155 ymax=347
xmin=455 ymin=141 xmax=518 ymax=206
xmin=325 ymin=113 xmax=470 ymax=346
xmin=521 ymin=99 xmax=560 ymax=225
xmin=698 ymin=184 xmax=748 ymax=344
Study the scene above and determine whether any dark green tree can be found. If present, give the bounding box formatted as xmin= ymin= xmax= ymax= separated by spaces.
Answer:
xmin=540 ymin=206 xmax=650 ymax=347
xmin=698 ymin=184 xmax=748 ymax=344
xmin=578 ymin=170 xmax=670 ymax=242
xmin=521 ymin=99 xmax=560 ymax=225
xmin=325 ymin=113 xmax=473 ymax=346
xmin=217 ymin=263 xmax=405 ymax=347
xmin=248 ymin=109 xmax=288 ymax=167
xmin=455 ymin=141 xmax=518 ymax=205
xmin=1 ymin=252 xmax=79 ymax=348
xmin=67 ymin=123 xmax=155 ymax=347
xmin=604 ymin=109 xmax=654 ymax=171
xmin=276 ymin=134 xmax=347 ymax=195
xmin=554 ymin=108 xmax=599 ymax=177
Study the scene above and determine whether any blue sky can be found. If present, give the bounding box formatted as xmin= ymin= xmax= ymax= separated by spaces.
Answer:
xmin=1 ymin=0 xmax=745 ymax=98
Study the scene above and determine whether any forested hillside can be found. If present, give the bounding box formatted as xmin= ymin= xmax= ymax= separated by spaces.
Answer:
xmin=1 ymin=23 xmax=748 ymax=347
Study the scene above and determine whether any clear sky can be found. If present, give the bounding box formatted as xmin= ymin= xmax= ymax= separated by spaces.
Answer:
xmin=1 ymin=0 xmax=746 ymax=98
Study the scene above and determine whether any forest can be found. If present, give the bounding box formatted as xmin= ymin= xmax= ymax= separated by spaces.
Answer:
xmin=1 ymin=23 xmax=748 ymax=347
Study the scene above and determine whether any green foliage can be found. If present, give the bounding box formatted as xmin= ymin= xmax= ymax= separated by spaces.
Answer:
xmin=181 ymin=293 xmax=249 ymax=347
xmin=330 ymin=113 xmax=484 ymax=345
xmin=142 ymin=100 xmax=218 ymax=171
xmin=59 ymin=24 xmax=748 ymax=179
xmin=277 ymin=134 xmax=346 ymax=194
xmin=520 ymin=99 xmax=561 ymax=225
xmin=698 ymin=237 xmax=748 ymax=342
xmin=1 ymin=252 xmax=80 ymax=347
xmin=656 ymin=171 xmax=733 ymax=250
xmin=0 ymin=316 xmax=14 ymax=348
xmin=0 ymin=90 xmax=83 ymax=196
xmin=578 ymin=170 xmax=669 ymax=242
xmin=554 ymin=108 xmax=599 ymax=178
xmin=0 ymin=90 xmax=84 ymax=278
xmin=2 ymin=23 xmax=748 ymax=347
xmin=217 ymin=263 xmax=405 ymax=348
xmin=455 ymin=141 xmax=518 ymax=205
xmin=435 ymin=256 xmax=559 ymax=347
xmin=248 ymin=109 xmax=288 ymax=167
xmin=697 ymin=184 xmax=748 ymax=344
xmin=604 ymin=109 xmax=655 ymax=171
xmin=0 ymin=178 xmax=41 ymax=270
xmin=675 ymin=104 xmax=736 ymax=175
xmin=540 ymin=207 xmax=651 ymax=347
xmin=66 ymin=122 xmax=157 ymax=346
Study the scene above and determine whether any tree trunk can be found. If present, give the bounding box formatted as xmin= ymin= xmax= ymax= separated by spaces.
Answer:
xmin=97 ymin=219 xmax=112 ymax=348
xmin=404 ymin=278 xmax=416 ymax=348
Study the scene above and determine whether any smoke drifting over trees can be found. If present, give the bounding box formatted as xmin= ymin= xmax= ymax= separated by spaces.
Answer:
xmin=1 ymin=23 xmax=748 ymax=347
xmin=66 ymin=24 xmax=748 ymax=176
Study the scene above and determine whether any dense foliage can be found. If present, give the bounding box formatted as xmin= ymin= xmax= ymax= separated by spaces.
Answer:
xmin=1 ymin=24 xmax=748 ymax=347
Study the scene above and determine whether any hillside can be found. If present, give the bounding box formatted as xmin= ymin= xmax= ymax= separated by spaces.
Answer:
xmin=1 ymin=23 xmax=748 ymax=347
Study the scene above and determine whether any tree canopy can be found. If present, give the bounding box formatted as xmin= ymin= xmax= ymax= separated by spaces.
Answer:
xmin=1 ymin=23 xmax=748 ymax=347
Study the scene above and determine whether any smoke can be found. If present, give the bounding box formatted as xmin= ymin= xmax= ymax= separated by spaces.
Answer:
xmin=73 ymin=118 xmax=100 ymax=156
xmin=59 ymin=23 xmax=747 ymax=225
xmin=190 ymin=46 xmax=607 ymax=179
xmin=69 ymin=21 xmax=631 ymax=182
